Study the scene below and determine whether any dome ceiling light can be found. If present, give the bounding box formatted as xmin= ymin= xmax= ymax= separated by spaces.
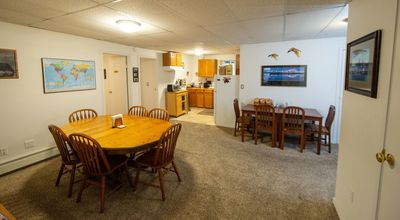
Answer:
xmin=116 ymin=20 xmax=141 ymax=33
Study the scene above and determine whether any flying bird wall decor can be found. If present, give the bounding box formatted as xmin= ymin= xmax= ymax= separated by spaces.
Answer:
xmin=268 ymin=53 xmax=279 ymax=60
xmin=287 ymin=47 xmax=302 ymax=57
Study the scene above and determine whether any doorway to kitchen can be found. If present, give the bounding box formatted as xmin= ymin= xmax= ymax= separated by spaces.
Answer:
xmin=103 ymin=53 xmax=129 ymax=115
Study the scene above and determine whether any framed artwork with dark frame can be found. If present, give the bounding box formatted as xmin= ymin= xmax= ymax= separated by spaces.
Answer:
xmin=0 ymin=48 xmax=18 ymax=79
xmin=345 ymin=30 xmax=382 ymax=98
xmin=261 ymin=65 xmax=307 ymax=87
xmin=132 ymin=67 xmax=139 ymax=82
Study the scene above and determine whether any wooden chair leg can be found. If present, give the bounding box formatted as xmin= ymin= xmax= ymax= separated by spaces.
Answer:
xmin=234 ymin=120 xmax=237 ymax=136
xmin=76 ymin=176 xmax=86 ymax=203
xmin=68 ymin=164 xmax=76 ymax=198
xmin=172 ymin=160 xmax=181 ymax=182
xmin=55 ymin=163 xmax=65 ymax=186
xmin=271 ymin=130 xmax=276 ymax=148
xmin=157 ymin=168 xmax=166 ymax=201
xmin=280 ymin=132 xmax=285 ymax=150
xmin=328 ymin=133 xmax=331 ymax=153
xmin=254 ymin=129 xmax=258 ymax=145
xmin=300 ymin=134 xmax=305 ymax=153
xmin=99 ymin=176 xmax=106 ymax=213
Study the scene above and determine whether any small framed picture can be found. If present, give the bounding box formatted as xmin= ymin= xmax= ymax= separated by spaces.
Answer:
xmin=0 ymin=49 xmax=18 ymax=79
xmin=345 ymin=30 xmax=382 ymax=98
xmin=133 ymin=67 xmax=139 ymax=82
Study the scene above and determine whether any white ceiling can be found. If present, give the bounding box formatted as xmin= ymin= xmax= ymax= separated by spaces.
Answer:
xmin=0 ymin=0 xmax=349 ymax=54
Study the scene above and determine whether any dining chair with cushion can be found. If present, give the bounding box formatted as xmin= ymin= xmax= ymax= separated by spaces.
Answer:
xmin=128 ymin=106 xmax=148 ymax=117
xmin=69 ymin=133 xmax=134 ymax=213
xmin=68 ymin=108 xmax=98 ymax=123
xmin=48 ymin=124 xmax=81 ymax=198
xmin=234 ymin=98 xmax=253 ymax=138
xmin=133 ymin=123 xmax=182 ymax=201
xmin=148 ymin=108 xmax=170 ymax=121
xmin=254 ymin=104 xmax=277 ymax=147
xmin=306 ymin=105 xmax=336 ymax=153
xmin=280 ymin=106 xmax=306 ymax=152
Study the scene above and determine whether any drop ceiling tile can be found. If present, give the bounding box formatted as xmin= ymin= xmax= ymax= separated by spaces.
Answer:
xmin=0 ymin=8 xmax=44 ymax=25
xmin=240 ymin=16 xmax=284 ymax=43
xmin=284 ymin=6 xmax=342 ymax=40
xmin=223 ymin=0 xmax=285 ymax=21
xmin=31 ymin=20 xmax=112 ymax=40
xmin=48 ymin=6 xmax=163 ymax=39
xmin=0 ymin=0 xmax=97 ymax=19
xmin=285 ymin=0 xmax=347 ymax=14
xmin=204 ymin=22 xmax=251 ymax=44
xmin=316 ymin=5 xmax=348 ymax=38
xmin=113 ymin=35 xmax=167 ymax=48
xmin=154 ymin=0 xmax=238 ymax=26
xmin=106 ymin=0 xmax=198 ymax=34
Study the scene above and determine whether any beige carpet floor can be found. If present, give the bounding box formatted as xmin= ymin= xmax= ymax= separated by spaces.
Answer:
xmin=0 ymin=121 xmax=339 ymax=220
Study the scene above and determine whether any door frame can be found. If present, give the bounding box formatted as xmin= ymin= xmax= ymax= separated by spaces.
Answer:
xmin=102 ymin=52 xmax=130 ymax=114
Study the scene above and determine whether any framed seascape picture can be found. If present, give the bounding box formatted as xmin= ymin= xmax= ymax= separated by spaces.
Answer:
xmin=41 ymin=58 xmax=96 ymax=93
xmin=261 ymin=65 xmax=307 ymax=87
xmin=0 ymin=49 xmax=18 ymax=79
xmin=345 ymin=30 xmax=382 ymax=98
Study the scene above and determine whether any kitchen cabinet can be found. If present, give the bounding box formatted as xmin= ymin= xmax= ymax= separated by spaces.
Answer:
xmin=236 ymin=54 xmax=240 ymax=75
xmin=165 ymin=90 xmax=188 ymax=117
xmin=163 ymin=52 xmax=183 ymax=67
xmin=187 ymin=88 xmax=214 ymax=109
xmin=198 ymin=59 xmax=217 ymax=77
xmin=204 ymin=89 xmax=214 ymax=108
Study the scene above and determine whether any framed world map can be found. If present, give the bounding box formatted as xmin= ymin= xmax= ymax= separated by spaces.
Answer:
xmin=41 ymin=58 xmax=96 ymax=93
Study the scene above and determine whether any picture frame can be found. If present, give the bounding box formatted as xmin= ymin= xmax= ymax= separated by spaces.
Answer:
xmin=345 ymin=30 xmax=382 ymax=98
xmin=261 ymin=65 xmax=307 ymax=87
xmin=41 ymin=58 xmax=96 ymax=93
xmin=0 ymin=49 xmax=18 ymax=79
xmin=132 ymin=67 xmax=139 ymax=82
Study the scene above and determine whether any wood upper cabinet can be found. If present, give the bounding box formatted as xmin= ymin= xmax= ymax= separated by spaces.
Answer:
xmin=163 ymin=52 xmax=183 ymax=67
xmin=198 ymin=59 xmax=217 ymax=77
xmin=236 ymin=54 xmax=240 ymax=75
xmin=204 ymin=89 xmax=214 ymax=108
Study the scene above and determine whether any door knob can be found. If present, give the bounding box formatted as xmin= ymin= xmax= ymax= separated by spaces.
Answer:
xmin=375 ymin=149 xmax=395 ymax=167
xmin=386 ymin=153 xmax=395 ymax=167
xmin=108 ymin=91 xmax=112 ymax=94
xmin=376 ymin=149 xmax=386 ymax=163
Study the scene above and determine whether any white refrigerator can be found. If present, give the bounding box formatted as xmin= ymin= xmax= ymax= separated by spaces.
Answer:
xmin=214 ymin=75 xmax=240 ymax=128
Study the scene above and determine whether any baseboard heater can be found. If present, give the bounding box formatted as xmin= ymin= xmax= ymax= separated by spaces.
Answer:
xmin=0 ymin=146 xmax=60 ymax=176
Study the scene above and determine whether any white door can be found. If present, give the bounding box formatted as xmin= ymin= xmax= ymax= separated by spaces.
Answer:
xmin=140 ymin=58 xmax=158 ymax=109
xmin=103 ymin=54 xmax=128 ymax=115
xmin=376 ymin=4 xmax=400 ymax=218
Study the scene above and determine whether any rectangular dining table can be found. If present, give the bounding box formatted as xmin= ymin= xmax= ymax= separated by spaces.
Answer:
xmin=241 ymin=104 xmax=323 ymax=155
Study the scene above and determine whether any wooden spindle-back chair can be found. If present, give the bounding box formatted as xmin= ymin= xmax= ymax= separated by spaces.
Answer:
xmin=148 ymin=108 xmax=170 ymax=121
xmin=128 ymin=106 xmax=148 ymax=117
xmin=280 ymin=106 xmax=305 ymax=152
xmin=68 ymin=109 xmax=98 ymax=123
xmin=254 ymin=104 xmax=277 ymax=147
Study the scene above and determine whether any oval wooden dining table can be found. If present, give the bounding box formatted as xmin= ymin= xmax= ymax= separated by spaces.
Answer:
xmin=61 ymin=115 xmax=172 ymax=154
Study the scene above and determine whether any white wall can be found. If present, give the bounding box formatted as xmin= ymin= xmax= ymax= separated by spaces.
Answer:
xmin=334 ymin=1 xmax=398 ymax=219
xmin=157 ymin=54 xmax=197 ymax=108
xmin=239 ymin=38 xmax=346 ymax=143
xmin=0 ymin=21 xmax=159 ymax=174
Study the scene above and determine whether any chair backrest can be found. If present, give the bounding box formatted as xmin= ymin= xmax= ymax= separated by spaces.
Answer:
xmin=325 ymin=105 xmax=336 ymax=130
xmin=153 ymin=123 xmax=182 ymax=166
xmin=282 ymin=106 xmax=305 ymax=131
xmin=69 ymin=109 xmax=98 ymax=123
xmin=128 ymin=106 xmax=148 ymax=117
xmin=48 ymin=124 xmax=77 ymax=164
xmin=233 ymin=98 xmax=240 ymax=119
xmin=148 ymin=108 xmax=170 ymax=121
xmin=69 ymin=133 xmax=111 ymax=177
xmin=255 ymin=104 xmax=276 ymax=130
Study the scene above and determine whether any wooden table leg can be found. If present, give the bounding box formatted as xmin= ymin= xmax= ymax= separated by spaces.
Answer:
xmin=317 ymin=118 xmax=322 ymax=155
